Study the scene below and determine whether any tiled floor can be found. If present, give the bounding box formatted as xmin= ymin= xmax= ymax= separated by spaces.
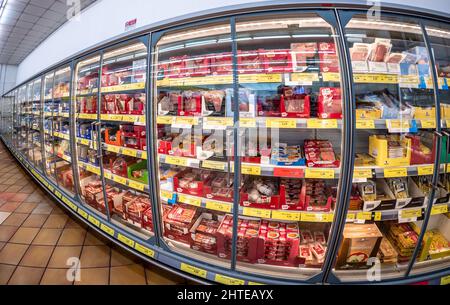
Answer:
xmin=0 ymin=142 xmax=192 ymax=285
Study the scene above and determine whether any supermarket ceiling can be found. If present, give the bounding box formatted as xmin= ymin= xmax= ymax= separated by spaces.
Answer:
xmin=0 ymin=0 xmax=97 ymax=65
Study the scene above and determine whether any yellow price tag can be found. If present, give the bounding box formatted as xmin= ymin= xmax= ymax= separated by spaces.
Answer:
xmin=118 ymin=234 xmax=135 ymax=247
xmin=305 ymin=168 xmax=335 ymax=179
xmin=400 ymin=209 xmax=422 ymax=219
xmin=356 ymin=120 xmax=375 ymax=129
xmin=271 ymin=210 xmax=301 ymax=221
xmin=178 ymin=194 xmax=202 ymax=207
xmin=175 ymin=117 xmax=198 ymax=126
xmin=431 ymin=204 xmax=448 ymax=215
xmin=140 ymin=151 xmax=147 ymax=159
xmin=104 ymin=171 xmax=112 ymax=179
xmin=88 ymin=215 xmax=100 ymax=227
xmin=301 ymin=212 xmax=334 ymax=222
xmin=202 ymin=160 xmax=226 ymax=171
xmin=353 ymin=168 xmax=372 ymax=179
xmin=205 ymin=200 xmax=232 ymax=213
xmin=374 ymin=212 xmax=382 ymax=221
xmin=78 ymin=138 xmax=90 ymax=146
xmin=307 ymin=119 xmax=338 ymax=129
xmin=122 ymin=115 xmax=138 ymax=123
xmin=134 ymin=242 xmax=155 ymax=258
xmin=266 ymin=118 xmax=296 ymax=129
xmin=248 ymin=281 xmax=264 ymax=285
xmin=386 ymin=119 xmax=410 ymax=129
xmin=165 ymin=155 xmax=188 ymax=167
xmin=384 ymin=167 xmax=408 ymax=178
xmin=180 ymin=263 xmax=207 ymax=278
xmin=160 ymin=190 xmax=173 ymax=201
xmin=77 ymin=208 xmax=88 ymax=219
xmin=113 ymin=175 xmax=127 ymax=185
xmin=322 ymin=72 xmax=340 ymax=82
xmin=156 ymin=116 xmax=174 ymax=124
xmin=122 ymin=147 xmax=137 ymax=157
xmin=240 ymin=118 xmax=256 ymax=128
xmin=357 ymin=212 xmax=372 ymax=220
xmin=291 ymin=73 xmax=319 ymax=82
xmin=418 ymin=165 xmax=434 ymax=176
xmin=128 ymin=180 xmax=145 ymax=191
xmin=204 ymin=117 xmax=233 ymax=127
xmin=215 ymin=274 xmax=245 ymax=285
xmin=100 ymin=223 xmax=115 ymax=236
xmin=241 ymin=164 xmax=261 ymax=176
xmin=346 ymin=213 xmax=356 ymax=221
xmin=243 ymin=207 xmax=271 ymax=219
xmin=421 ymin=119 xmax=436 ymax=129
xmin=441 ymin=275 xmax=450 ymax=285
xmin=106 ymin=145 xmax=121 ymax=153
xmin=78 ymin=113 xmax=96 ymax=120
xmin=101 ymin=114 xmax=122 ymax=121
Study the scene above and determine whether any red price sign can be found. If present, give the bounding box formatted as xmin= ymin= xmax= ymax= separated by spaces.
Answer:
xmin=273 ymin=167 xmax=303 ymax=178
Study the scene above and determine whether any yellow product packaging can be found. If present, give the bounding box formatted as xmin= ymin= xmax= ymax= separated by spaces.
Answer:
xmin=369 ymin=135 xmax=411 ymax=167
xmin=413 ymin=106 xmax=435 ymax=119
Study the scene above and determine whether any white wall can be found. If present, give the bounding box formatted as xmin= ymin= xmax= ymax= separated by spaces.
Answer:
xmin=15 ymin=0 xmax=450 ymax=84
xmin=0 ymin=65 xmax=17 ymax=95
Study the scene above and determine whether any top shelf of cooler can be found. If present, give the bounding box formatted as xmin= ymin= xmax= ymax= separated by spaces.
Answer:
xmin=156 ymin=71 xmax=449 ymax=90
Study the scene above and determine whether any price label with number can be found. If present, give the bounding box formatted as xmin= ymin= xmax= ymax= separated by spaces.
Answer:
xmin=77 ymin=208 xmax=88 ymax=219
xmin=400 ymin=208 xmax=422 ymax=219
xmin=301 ymin=212 xmax=334 ymax=222
xmin=160 ymin=190 xmax=173 ymax=201
xmin=307 ymin=119 xmax=338 ymax=129
xmin=271 ymin=210 xmax=301 ymax=221
xmin=134 ymin=242 xmax=155 ymax=258
xmin=180 ymin=263 xmax=207 ymax=278
xmin=118 ymin=233 xmax=135 ymax=248
xmin=356 ymin=120 xmax=375 ymax=129
xmin=421 ymin=119 xmax=436 ymax=129
xmin=215 ymin=274 xmax=245 ymax=285
xmin=100 ymin=223 xmax=115 ymax=236
xmin=431 ymin=204 xmax=448 ymax=215
xmin=273 ymin=167 xmax=303 ymax=178
xmin=165 ymin=155 xmax=188 ymax=167
xmin=88 ymin=215 xmax=100 ymax=227
xmin=266 ymin=118 xmax=296 ymax=129
xmin=106 ymin=145 xmax=121 ymax=153
xmin=241 ymin=164 xmax=261 ymax=176
xmin=178 ymin=194 xmax=202 ymax=207
xmin=202 ymin=160 xmax=226 ymax=171
xmin=357 ymin=212 xmax=373 ymax=220
xmin=374 ymin=212 xmax=382 ymax=221
xmin=243 ymin=207 xmax=271 ymax=218
xmin=157 ymin=116 xmax=174 ymax=124
xmin=205 ymin=200 xmax=232 ymax=213
xmin=240 ymin=118 xmax=256 ymax=128
xmin=386 ymin=119 xmax=410 ymax=130
xmin=384 ymin=167 xmax=408 ymax=178
xmin=417 ymin=165 xmax=434 ymax=176
xmin=175 ymin=117 xmax=198 ymax=126
xmin=353 ymin=168 xmax=372 ymax=179
xmin=305 ymin=168 xmax=335 ymax=179
xmin=128 ymin=180 xmax=145 ymax=191
xmin=113 ymin=175 xmax=127 ymax=185
xmin=122 ymin=148 xmax=137 ymax=157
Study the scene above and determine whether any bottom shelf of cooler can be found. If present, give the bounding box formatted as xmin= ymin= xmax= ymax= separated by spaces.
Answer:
xmin=165 ymin=236 xmax=321 ymax=281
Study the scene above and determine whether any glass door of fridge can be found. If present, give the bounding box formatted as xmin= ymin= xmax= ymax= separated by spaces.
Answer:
xmin=31 ymin=78 xmax=43 ymax=171
xmin=73 ymin=54 xmax=106 ymax=218
xmin=233 ymin=12 xmax=344 ymax=281
xmin=408 ymin=21 xmax=450 ymax=276
xmin=153 ymin=20 xmax=234 ymax=268
xmin=24 ymin=82 xmax=34 ymax=161
xmin=43 ymin=72 xmax=57 ymax=184
xmin=331 ymin=12 xmax=437 ymax=282
xmin=99 ymin=38 xmax=152 ymax=237
xmin=17 ymin=85 xmax=27 ymax=154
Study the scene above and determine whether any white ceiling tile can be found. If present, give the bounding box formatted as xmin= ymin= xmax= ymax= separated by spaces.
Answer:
xmin=15 ymin=20 xmax=34 ymax=30
xmin=33 ymin=0 xmax=55 ymax=9
xmin=19 ymin=13 xmax=40 ymax=23
xmin=50 ymin=1 xmax=67 ymax=13
xmin=1 ymin=8 xmax=22 ymax=19
xmin=24 ymin=4 xmax=47 ymax=16
xmin=42 ymin=9 xmax=62 ymax=21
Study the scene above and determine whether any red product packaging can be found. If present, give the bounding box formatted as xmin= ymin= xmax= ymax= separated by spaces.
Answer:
xmin=279 ymin=178 xmax=304 ymax=210
xmin=178 ymin=91 xmax=202 ymax=116
xmin=237 ymin=50 xmax=263 ymax=74
xmin=80 ymin=96 xmax=97 ymax=114
xmin=407 ymin=134 xmax=436 ymax=165
xmin=128 ymin=94 xmax=145 ymax=115
xmin=301 ymin=180 xmax=333 ymax=212
xmin=240 ymin=177 xmax=281 ymax=210
xmin=257 ymin=220 xmax=301 ymax=267
xmin=168 ymin=56 xmax=187 ymax=78
xmin=216 ymin=214 xmax=264 ymax=263
xmin=121 ymin=125 xmax=146 ymax=150
xmin=142 ymin=208 xmax=153 ymax=232
xmin=318 ymin=87 xmax=342 ymax=119
xmin=173 ymin=169 xmax=212 ymax=197
xmin=291 ymin=42 xmax=317 ymax=72
xmin=260 ymin=49 xmax=293 ymax=73
xmin=304 ymin=139 xmax=340 ymax=168
xmin=257 ymin=94 xmax=282 ymax=117
xmin=211 ymin=52 xmax=233 ymax=75
xmin=202 ymin=173 xmax=234 ymax=203
xmin=124 ymin=195 xmax=151 ymax=226
xmin=318 ymin=42 xmax=339 ymax=73
xmin=280 ymin=86 xmax=310 ymax=118
xmin=163 ymin=204 xmax=199 ymax=245
xmin=190 ymin=213 xmax=220 ymax=254
xmin=185 ymin=56 xmax=211 ymax=77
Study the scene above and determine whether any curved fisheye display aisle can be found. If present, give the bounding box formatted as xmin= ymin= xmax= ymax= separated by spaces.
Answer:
xmin=0 ymin=4 xmax=449 ymax=285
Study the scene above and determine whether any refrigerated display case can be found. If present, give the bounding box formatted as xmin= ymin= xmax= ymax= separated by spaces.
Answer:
xmin=0 ymin=3 xmax=449 ymax=285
